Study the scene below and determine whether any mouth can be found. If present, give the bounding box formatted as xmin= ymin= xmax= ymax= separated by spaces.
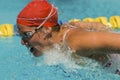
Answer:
xmin=30 ymin=47 xmax=43 ymax=57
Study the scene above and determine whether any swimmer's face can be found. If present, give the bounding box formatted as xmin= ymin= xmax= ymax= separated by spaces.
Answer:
xmin=17 ymin=24 xmax=52 ymax=57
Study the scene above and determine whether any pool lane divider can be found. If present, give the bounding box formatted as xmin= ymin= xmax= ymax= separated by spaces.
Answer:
xmin=0 ymin=16 xmax=120 ymax=37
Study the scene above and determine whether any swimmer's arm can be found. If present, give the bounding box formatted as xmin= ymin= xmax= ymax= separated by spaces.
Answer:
xmin=67 ymin=30 xmax=120 ymax=56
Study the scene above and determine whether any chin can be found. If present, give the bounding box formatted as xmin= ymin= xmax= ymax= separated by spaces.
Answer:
xmin=30 ymin=47 xmax=43 ymax=57
xmin=32 ymin=51 xmax=43 ymax=57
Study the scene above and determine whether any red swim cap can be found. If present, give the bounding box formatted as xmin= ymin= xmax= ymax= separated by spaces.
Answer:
xmin=17 ymin=0 xmax=58 ymax=27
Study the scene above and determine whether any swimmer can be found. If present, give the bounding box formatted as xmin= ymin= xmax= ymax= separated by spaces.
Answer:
xmin=17 ymin=0 xmax=120 ymax=74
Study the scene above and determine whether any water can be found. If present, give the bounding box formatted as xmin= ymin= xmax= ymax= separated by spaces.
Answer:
xmin=0 ymin=0 xmax=120 ymax=80
xmin=0 ymin=36 xmax=120 ymax=80
xmin=0 ymin=0 xmax=120 ymax=24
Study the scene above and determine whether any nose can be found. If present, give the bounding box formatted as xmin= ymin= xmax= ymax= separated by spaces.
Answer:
xmin=21 ymin=39 xmax=25 ymax=45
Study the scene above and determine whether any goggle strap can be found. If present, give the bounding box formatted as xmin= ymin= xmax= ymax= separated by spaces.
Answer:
xmin=36 ymin=4 xmax=56 ymax=30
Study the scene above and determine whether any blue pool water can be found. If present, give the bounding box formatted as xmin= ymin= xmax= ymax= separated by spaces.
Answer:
xmin=0 ymin=0 xmax=120 ymax=80
xmin=0 ymin=36 xmax=120 ymax=80
xmin=1 ymin=0 xmax=120 ymax=24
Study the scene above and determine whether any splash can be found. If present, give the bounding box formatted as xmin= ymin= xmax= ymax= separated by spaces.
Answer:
xmin=107 ymin=54 xmax=120 ymax=71
xmin=37 ymin=44 xmax=102 ymax=70
xmin=43 ymin=44 xmax=80 ymax=68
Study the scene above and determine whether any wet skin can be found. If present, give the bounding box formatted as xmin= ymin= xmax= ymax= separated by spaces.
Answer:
xmin=17 ymin=22 xmax=120 ymax=58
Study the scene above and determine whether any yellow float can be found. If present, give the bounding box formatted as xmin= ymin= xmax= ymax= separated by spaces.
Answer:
xmin=110 ymin=16 xmax=120 ymax=29
xmin=83 ymin=18 xmax=94 ymax=22
xmin=0 ymin=24 xmax=14 ymax=37
xmin=95 ymin=17 xmax=108 ymax=25
xmin=69 ymin=16 xmax=120 ymax=29
xmin=68 ymin=18 xmax=81 ymax=23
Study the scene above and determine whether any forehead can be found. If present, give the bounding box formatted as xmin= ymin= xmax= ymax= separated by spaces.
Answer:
xmin=17 ymin=24 xmax=36 ymax=33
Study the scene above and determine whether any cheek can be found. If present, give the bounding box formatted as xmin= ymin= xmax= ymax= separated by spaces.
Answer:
xmin=29 ymin=33 xmax=50 ymax=51
xmin=29 ymin=38 xmax=45 ymax=57
xmin=30 ymin=34 xmax=40 ymax=42
xmin=29 ymin=35 xmax=44 ymax=48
